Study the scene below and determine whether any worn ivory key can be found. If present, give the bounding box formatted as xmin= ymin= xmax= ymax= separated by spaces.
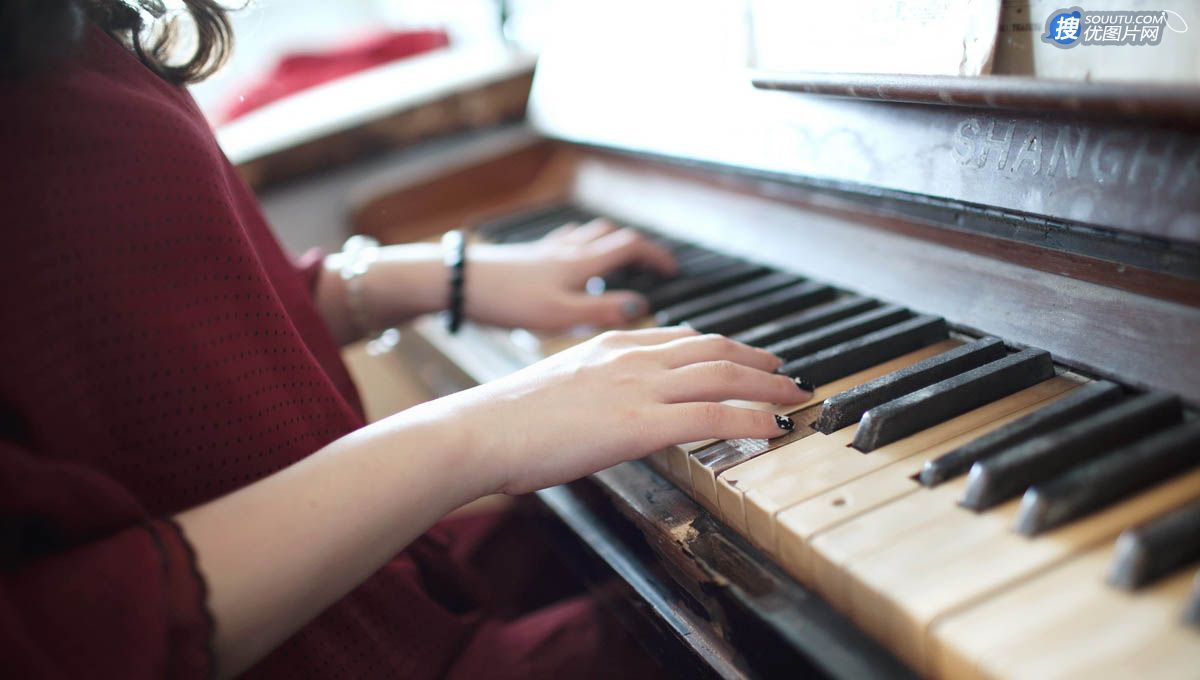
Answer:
xmin=774 ymin=380 xmax=1080 ymax=585
xmin=711 ymin=340 xmax=961 ymax=531
xmin=809 ymin=464 xmax=1200 ymax=674
xmin=932 ymin=542 xmax=1200 ymax=680
xmin=741 ymin=377 xmax=1075 ymax=555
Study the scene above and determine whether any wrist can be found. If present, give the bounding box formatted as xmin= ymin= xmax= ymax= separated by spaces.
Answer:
xmin=315 ymin=259 xmax=357 ymax=345
xmin=360 ymin=394 xmax=501 ymax=503
xmin=364 ymin=244 xmax=446 ymax=325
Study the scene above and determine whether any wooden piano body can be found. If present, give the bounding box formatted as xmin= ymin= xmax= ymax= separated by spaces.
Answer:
xmin=242 ymin=5 xmax=1200 ymax=677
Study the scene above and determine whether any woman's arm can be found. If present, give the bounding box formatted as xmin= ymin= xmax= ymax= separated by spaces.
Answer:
xmin=314 ymin=220 xmax=677 ymax=345
xmin=177 ymin=401 xmax=482 ymax=678
xmin=178 ymin=326 xmax=810 ymax=678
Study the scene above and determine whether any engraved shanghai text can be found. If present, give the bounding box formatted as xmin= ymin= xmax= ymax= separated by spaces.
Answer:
xmin=952 ymin=117 xmax=1199 ymax=195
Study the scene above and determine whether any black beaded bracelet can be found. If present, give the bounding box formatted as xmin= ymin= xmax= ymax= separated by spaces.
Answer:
xmin=442 ymin=229 xmax=466 ymax=334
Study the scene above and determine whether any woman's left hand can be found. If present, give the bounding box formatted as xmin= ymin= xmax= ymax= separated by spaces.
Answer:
xmin=319 ymin=219 xmax=677 ymax=343
xmin=461 ymin=219 xmax=677 ymax=332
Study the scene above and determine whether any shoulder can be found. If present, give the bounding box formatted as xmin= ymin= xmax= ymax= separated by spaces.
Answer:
xmin=0 ymin=26 xmax=222 ymax=191
xmin=0 ymin=26 xmax=243 ymax=331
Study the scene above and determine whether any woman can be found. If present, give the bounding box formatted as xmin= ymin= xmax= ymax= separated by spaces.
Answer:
xmin=0 ymin=2 xmax=808 ymax=678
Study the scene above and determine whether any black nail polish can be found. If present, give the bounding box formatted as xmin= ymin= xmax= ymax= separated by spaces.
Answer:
xmin=794 ymin=376 xmax=816 ymax=393
xmin=775 ymin=415 xmax=795 ymax=432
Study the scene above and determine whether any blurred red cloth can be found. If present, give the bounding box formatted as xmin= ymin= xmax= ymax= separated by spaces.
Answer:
xmin=219 ymin=29 xmax=449 ymax=122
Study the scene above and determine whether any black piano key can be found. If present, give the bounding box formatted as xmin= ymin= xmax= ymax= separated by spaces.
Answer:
xmin=780 ymin=314 xmax=949 ymax=385
xmin=475 ymin=204 xmax=585 ymax=240
xmin=960 ymin=392 xmax=1183 ymax=512
xmin=646 ymin=261 xmax=769 ymax=311
xmin=603 ymin=249 xmax=729 ymax=294
xmin=1107 ymin=498 xmax=1200 ymax=590
xmin=600 ymin=267 xmax=665 ymax=294
xmin=1015 ymin=420 xmax=1200 ymax=536
xmin=1185 ymin=571 xmax=1200 ymax=627
xmin=766 ymin=305 xmax=911 ymax=362
xmin=675 ymin=249 xmax=726 ymax=271
xmin=852 ymin=348 xmax=1055 ymax=452
xmin=650 ymin=236 xmax=697 ymax=255
xmin=656 ymin=272 xmax=803 ymax=326
xmin=495 ymin=208 xmax=596 ymax=243
xmin=731 ymin=296 xmax=879 ymax=347
xmin=683 ymin=281 xmax=837 ymax=336
xmin=814 ymin=337 xmax=1007 ymax=435
xmin=919 ymin=380 xmax=1124 ymax=487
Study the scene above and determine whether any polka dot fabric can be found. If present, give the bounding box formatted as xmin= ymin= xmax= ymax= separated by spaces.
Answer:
xmin=0 ymin=27 xmax=461 ymax=680
xmin=0 ymin=27 xmax=665 ymax=680
xmin=0 ymin=32 xmax=364 ymax=517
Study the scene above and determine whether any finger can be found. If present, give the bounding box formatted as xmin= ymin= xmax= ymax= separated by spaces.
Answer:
xmin=558 ymin=291 xmax=650 ymax=327
xmin=652 ymin=333 xmax=782 ymax=372
xmin=659 ymin=361 xmax=810 ymax=404
xmin=543 ymin=221 xmax=582 ymax=241
xmin=568 ymin=218 xmax=621 ymax=243
xmin=545 ymin=218 xmax=618 ymax=244
xmin=609 ymin=325 xmax=699 ymax=345
xmin=584 ymin=228 xmax=677 ymax=277
xmin=658 ymin=402 xmax=796 ymax=443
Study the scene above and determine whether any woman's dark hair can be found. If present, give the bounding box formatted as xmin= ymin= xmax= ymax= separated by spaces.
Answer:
xmin=0 ymin=1 xmax=233 ymax=84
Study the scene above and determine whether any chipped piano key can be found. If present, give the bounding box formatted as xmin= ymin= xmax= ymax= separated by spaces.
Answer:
xmin=960 ymin=392 xmax=1184 ymax=512
xmin=1108 ymin=498 xmax=1200 ymax=590
xmin=693 ymin=403 xmax=824 ymax=477
xmin=731 ymin=295 xmax=879 ymax=348
xmin=655 ymin=271 xmax=803 ymax=326
xmin=767 ymin=304 xmax=911 ymax=361
xmin=851 ymin=348 xmax=1055 ymax=453
xmin=693 ymin=429 xmax=805 ymax=469
xmin=645 ymin=260 xmax=769 ymax=310
xmin=814 ymin=337 xmax=1007 ymax=435
xmin=683 ymin=281 xmax=837 ymax=336
xmin=1015 ymin=420 xmax=1200 ymax=536
xmin=919 ymin=380 xmax=1124 ymax=487
xmin=779 ymin=314 xmax=950 ymax=386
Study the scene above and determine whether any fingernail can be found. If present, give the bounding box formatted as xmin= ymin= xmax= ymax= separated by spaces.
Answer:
xmin=621 ymin=298 xmax=646 ymax=320
xmin=794 ymin=376 xmax=815 ymax=393
xmin=775 ymin=415 xmax=795 ymax=432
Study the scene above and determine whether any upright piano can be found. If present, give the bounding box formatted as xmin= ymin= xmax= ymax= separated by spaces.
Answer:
xmin=243 ymin=4 xmax=1200 ymax=677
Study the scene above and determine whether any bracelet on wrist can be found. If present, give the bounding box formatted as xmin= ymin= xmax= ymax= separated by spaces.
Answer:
xmin=335 ymin=234 xmax=382 ymax=339
xmin=442 ymin=229 xmax=466 ymax=334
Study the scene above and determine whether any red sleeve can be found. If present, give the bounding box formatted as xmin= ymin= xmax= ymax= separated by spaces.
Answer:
xmin=0 ymin=442 xmax=213 ymax=679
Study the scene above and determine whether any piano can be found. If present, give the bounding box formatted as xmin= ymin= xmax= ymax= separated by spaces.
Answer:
xmin=242 ymin=4 xmax=1200 ymax=678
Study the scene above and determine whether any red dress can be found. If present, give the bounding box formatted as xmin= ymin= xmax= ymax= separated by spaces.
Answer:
xmin=0 ymin=28 xmax=659 ymax=679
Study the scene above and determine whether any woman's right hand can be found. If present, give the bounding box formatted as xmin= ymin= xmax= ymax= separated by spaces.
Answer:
xmin=179 ymin=326 xmax=810 ymax=678
xmin=403 ymin=326 xmax=812 ymax=496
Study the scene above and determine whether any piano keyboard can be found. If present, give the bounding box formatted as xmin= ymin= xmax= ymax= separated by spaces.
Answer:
xmin=470 ymin=204 xmax=1200 ymax=679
